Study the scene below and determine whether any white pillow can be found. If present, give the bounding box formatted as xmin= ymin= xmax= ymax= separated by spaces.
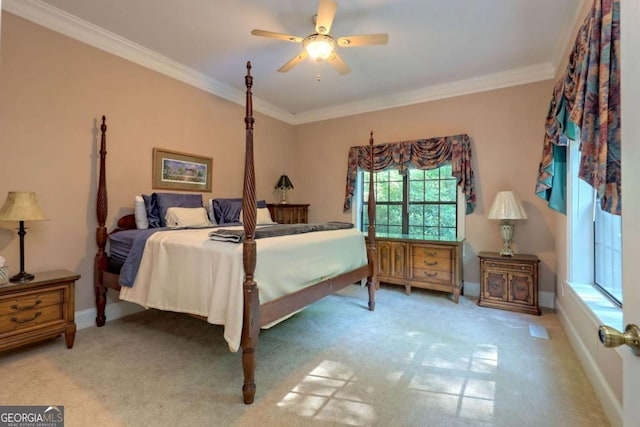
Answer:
xmin=165 ymin=207 xmax=213 ymax=228
xmin=134 ymin=195 xmax=149 ymax=229
xmin=240 ymin=207 xmax=277 ymax=225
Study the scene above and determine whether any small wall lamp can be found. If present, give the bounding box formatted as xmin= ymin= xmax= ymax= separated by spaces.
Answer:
xmin=0 ymin=192 xmax=48 ymax=282
xmin=488 ymin=191 xmax=527 ymax=257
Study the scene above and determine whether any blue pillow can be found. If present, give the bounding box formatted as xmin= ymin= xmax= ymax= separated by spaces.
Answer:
xmin=154 ymin=193 xmax=203 ymax=227
xmin=142 ymin=194 xmax=161 ymax=228
xmin=213 ymin=198 xmax=266 ymax=225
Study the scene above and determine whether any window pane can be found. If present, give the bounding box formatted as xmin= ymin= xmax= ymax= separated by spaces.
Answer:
xmin=389 ymin=179 xmax=403 ymax=202
xmin=425 ymin=182 xmax=439 ymax=201
xmin=594 ymin=199 xmax=622 ymax=304
xmin=440 ymin=205 xmax=457 ymax=227
xmin=439 ymin=164 xmax=453 ymax=178
xmin=441 ymin=227 xmax=456 ymax=240
xmin=409 ymin=180 xmax=425 ymax=202
xmin=376 ymin=205 xmax=389 ymax=227
xmin=389 ymin=205 xmax=403 ymax=225
xmin=425 ymin=169 xmax=439 ymax=180
xmin=440 ymin=179 xmax=457 ymax=202
xmin=424 ymin=205 xmax=439 ymax=226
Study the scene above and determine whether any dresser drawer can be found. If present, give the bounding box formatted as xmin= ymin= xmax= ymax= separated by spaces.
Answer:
xmin=0 ymin=289 xmax=64 ymax=316
xmin=411 ymin=267 xmax=452 ymax=284
xmin=0 ymin=303 xmax=64 ymax=334
xmin=412 ymin=245 xmax=452 ymax=271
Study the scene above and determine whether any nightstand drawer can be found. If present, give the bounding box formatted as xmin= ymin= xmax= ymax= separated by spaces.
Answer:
xmin=483 ymin=261 xmax=533 ymax=274
xmin=0 ymin=289 xmax=64 ymax=316
xmin=0 ymin=303 xmax=63 ymax=334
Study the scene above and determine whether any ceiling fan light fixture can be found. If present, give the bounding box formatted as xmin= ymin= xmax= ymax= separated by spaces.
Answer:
xmin=303 ymin=34 xmax=336 ymax=60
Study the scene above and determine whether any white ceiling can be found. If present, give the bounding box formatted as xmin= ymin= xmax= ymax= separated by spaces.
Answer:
xmin=3 ymin=0 xmax=584 ymax=124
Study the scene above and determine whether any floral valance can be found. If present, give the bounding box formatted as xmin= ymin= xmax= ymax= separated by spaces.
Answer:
xmin=536 ymin=0 xmax=620 ymax=215
xmin=343 ymin=134 xmax=476 ymax=214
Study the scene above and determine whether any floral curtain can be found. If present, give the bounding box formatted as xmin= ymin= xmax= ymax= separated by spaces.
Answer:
xmin=343 ymin=134 xmax=476 ymax=214
xmin=535 ymin=0 xmax=620 ymax=215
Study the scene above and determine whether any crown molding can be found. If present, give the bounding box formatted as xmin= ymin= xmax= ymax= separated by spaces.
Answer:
xmin=293 ymin=62 xmax=555 ymax=124
xmin=3 ymin=0 xmax=556 ymax=126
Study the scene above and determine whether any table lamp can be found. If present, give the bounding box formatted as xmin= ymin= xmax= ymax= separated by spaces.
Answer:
xmin=488 ymin=191 xmax=527 ymax=257
xmin=0 ymin=192 xmax=48 ymax=282
xmin=275 ymin=174 xmax=294 ymax=204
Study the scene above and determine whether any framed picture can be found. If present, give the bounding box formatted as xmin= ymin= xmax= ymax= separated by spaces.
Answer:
xmin=152 ymin=148 xmax=212 ymax=192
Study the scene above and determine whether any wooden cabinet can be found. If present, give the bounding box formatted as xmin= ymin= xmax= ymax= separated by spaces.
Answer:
xmin=267 ymin=203 xmax=309 ymax=224
xmin=0 ymin=270 xmax=79 ymax=352
xmin=478 ymin=252 xmax=540 ymax=315
xmin=375 ymin=235 xmax=463 ymax=303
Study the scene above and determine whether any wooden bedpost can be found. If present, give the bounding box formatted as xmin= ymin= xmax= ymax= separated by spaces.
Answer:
xmin=95 ymin=116 xmax=109 ymax=326
xmin=366 ymin=131 xmax=377 ymax=311
xmin=240 ymin=61 xmax=260 ymax=404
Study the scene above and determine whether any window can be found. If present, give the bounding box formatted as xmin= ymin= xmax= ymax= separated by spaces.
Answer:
xmin=568 ymin=139 xmax=622 ymax=307
xmin=594 ymin=198 xmax=622 ymax=305
xmin=359 ymin=164 xmax=458 ymax=239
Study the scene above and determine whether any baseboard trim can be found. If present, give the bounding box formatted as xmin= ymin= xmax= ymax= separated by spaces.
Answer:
xmin=555 ymin=292 xmax=623 ymax=427
xmin=75 ymin=301 xmax=145 ymax=330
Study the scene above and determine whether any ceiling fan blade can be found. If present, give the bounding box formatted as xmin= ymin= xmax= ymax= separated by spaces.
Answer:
xmin=251 ymin=29 xmax=303 ymax=43
xmin=315 ymin=0 xmax=337 ymax=35
xmin=278 ymin=51 xmax=309 ymax=73
xmin=326 ymin=52 xmax=351 ymax=75
xmin=336 ymin=33 xmax=389 ymax=47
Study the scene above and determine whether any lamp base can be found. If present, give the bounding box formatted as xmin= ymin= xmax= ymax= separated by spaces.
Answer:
xmin=499 ymin=247 xmax=515 ymax=257
xmin=498 ymin=220 xmax=515 ymax=257
xmin=10 ymin=271 xmax=35 ymax=283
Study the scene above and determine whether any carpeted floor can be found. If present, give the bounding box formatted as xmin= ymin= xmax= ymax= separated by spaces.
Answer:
xmin=0 ymin=285 xmax=610 ymax=427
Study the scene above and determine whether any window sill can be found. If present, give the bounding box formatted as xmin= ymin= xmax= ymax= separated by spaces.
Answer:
xmin=565 ymin=281 xmax=623 ymax=331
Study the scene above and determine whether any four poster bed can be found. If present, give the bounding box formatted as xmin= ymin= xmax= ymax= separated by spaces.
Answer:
xmin=93 ymin=62 xmax=377 ymax=404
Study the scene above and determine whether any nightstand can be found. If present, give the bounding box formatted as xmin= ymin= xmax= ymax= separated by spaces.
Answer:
xmin=267 ymin=203 xmax=309 ymax=224
xmin=0 ymin=269 xmax=79 ymax=352
xmin=478 ymin=252 xmax=540 ymax=315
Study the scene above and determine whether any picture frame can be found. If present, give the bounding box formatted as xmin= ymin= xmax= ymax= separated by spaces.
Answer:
xmin=152 ymin=148 xmax=212 ymax=192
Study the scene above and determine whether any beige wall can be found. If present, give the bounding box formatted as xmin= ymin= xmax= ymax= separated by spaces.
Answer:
xmin=294 ymin=81 xmax=557 ymax=291
xmin=0 ymin=12 xmax=297 ymax=312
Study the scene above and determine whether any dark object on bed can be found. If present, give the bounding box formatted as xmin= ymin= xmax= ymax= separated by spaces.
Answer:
xmin=208 ymin=221 xmax=354 ymax=243
xmin=93 ymin=61 xmax=377 ymax=404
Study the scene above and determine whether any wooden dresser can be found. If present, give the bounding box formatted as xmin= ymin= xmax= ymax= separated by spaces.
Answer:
xmin=374 ymin=234 xmax=464 ymax=303
xmin=267 ymin=203 xmax=309 ymax=224
xmin=0 ymin=269 xmax=79 ymax=352
xmin=478 ymin=252 xmax=540 ymax=315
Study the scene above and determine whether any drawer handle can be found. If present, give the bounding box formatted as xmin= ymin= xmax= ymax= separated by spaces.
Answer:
xmin=423 ymin=260 xmax=438 ymax=267
xmin=424 ymin=272 xmax=438 ymax=278
xmin=11 ymin=312 xmax=42 ymax=324
xmin=422 ymin=250 xmax=438 ymax=257
xmin=520 ymin=266 xmax=526 ymax=270
xmin=11 ymin=300 xmax=42 ymax=311
xmin=490 ymin=263 xmax=497 ymax=268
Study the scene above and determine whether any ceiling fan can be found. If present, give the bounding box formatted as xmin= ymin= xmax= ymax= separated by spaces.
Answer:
xmin=251 ymin=0 xmax=388 ymax=75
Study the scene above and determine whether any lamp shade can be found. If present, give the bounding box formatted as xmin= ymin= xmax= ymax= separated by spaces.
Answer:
xmin=488 ymin=191 xmax=527 ymax=220
xmin=0 ymin=192 xmax=48 ymax=222
xmin=275 ymin=174 xmax=294 ymax=190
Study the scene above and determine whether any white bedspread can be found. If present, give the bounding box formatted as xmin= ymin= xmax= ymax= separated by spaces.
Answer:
xmin=119 ymin=226 xmax=368 ymax=352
